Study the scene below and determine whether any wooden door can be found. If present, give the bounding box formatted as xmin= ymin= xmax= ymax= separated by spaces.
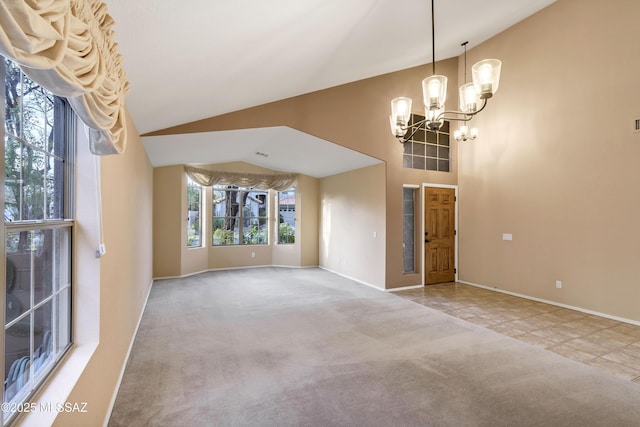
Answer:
xmin=424 ymin=187 xmax=455 ymax=284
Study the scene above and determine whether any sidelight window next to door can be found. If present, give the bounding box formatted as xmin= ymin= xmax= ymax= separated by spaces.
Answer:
xmin=402 ymin=187 xmax=417 ymax=273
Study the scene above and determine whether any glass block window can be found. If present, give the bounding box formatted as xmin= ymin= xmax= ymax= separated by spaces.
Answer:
xmin=402 ymin=114 xmax=450 ymax=172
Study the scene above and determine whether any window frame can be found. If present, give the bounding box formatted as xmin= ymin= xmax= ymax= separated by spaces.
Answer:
xmin=402 ymin=114 xmax=451 ymax=172
xmin=402 ymin=186 xmax=418 ymax=274
xmin=211 ymin=185 xmax=269 ymax=246
xmin=186 ymin=176 xmax=202 ymax=248
xmin=1 ymin=58 xmax=75 ymax=425
xmin=277 ymin=187 xmax=296 ymax=245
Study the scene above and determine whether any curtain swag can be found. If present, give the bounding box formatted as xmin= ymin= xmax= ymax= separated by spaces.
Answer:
xmin=0 ymin=0 xmax=130 ymax=155
xmin=185 ymin=166 xmax=297 ymax=191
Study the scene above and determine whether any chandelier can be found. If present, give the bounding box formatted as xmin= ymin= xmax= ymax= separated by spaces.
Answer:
xmin=390 ymin=0 xmax=501 ymax=143
xmin=454 ymin=41 xmax=478 ymax=142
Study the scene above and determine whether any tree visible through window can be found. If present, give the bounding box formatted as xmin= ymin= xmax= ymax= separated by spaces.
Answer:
xmin=2 ymin=57 xmax=73 ymax=424
xmin=186 ymin=177 xmax=202 ymax=248
xmin=212 ymin=186 xmax=268 ymax=245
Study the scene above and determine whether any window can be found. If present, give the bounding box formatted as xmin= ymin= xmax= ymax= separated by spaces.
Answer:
xmin=402 ymin=187 xmax=417 ymax=273
xmin=186 ymin=177 xmax=202 ymax=248
xmin=402 ymin=114 xmax=450 ymax=172
xmin=2 ymin=58 xmax=73 ymax=423
xmin=277 ymin=188 xmax=295 ymax=244
xmin=212 ymin=186 xmax=268 ymax=245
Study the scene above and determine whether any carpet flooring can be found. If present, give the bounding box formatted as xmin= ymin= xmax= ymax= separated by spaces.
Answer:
xmin=108 ymin=268 xmax=640 ymax=426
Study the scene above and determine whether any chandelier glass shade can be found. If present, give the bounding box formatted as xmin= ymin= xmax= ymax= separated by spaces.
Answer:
xmin=472 ymin=59 xmax=502 ymax=99
xmin=390 ymin=97 xmax=412 ymax=137
xmin=389 ymin=0 xmax=501 ymax=143
xmin=422 ymin=75 xmax=447 ymax=110
xmin=453 ymin=124 xmax=478 ymax=142
xmin=458 ymin=82 xmax=479 ymax=113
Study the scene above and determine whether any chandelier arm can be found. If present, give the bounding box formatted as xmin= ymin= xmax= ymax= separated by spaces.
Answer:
xmin=397 ymin=118 xmax=428 ymax=142
xmin=436 ymin=110 xmax=473 ymax=122
xmin=435 ymin=97 xmax=489 ymax=122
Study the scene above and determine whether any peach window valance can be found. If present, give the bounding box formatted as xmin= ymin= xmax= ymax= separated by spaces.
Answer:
xmin=0 ymin=0 xmax=130 ymax=155
xmin=185 ymin=166 xmax=297 ymax=191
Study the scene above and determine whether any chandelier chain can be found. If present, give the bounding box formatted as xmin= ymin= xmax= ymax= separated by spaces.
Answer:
xmin=431 ymin=0 xmax=435 ymax=75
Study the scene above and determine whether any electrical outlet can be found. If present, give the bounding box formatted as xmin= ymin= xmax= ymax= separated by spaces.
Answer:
xmin=251 ymin=252 xmax=255 ymax=258
xmin=556 ymin=280 xmax=562 ymax=289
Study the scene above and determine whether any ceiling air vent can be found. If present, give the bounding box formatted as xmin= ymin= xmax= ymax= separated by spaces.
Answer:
xmin=634 ymin=118 xmax=640 ymax=133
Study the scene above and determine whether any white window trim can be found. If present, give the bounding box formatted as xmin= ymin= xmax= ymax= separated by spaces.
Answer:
xmin=13 ymin=122 xmax=99 ymax=426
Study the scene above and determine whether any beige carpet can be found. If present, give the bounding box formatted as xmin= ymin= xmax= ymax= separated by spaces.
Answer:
xmin=108 ymin=268 xmax=640 ymax=426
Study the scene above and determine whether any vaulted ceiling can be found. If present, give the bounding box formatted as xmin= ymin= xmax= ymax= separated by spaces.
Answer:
xmin=104 ymin=0 xmax=556 ymax=175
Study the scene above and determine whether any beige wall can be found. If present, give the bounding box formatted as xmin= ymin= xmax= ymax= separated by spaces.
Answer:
xmin=319 ymin=164 xmax=387 ymax=288
xmin=52 ymin=109 xmax=154 ymax=425
xmin=147 ymin=57 xmax=461 ymax=289
xmin=153 ymin=165 xmax=183 ymax=277
xmin=296 ymin=174 xmax=319 ymax=267
xmin=457 ymin=0 xmax=640 ymax=321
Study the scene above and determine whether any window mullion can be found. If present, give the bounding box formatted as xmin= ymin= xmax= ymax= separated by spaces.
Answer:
xmin=29 ymin=231 xmax=35 ymax=391
xmin=238 ymin=191 xmax=244 ymax=245
xmin=19 ymin=146 xmax=23 ymax=221
xmin=43 ymin=155 xmax=48 ymax=220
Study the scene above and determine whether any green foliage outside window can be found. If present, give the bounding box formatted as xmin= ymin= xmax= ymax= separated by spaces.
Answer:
xmin=213 ymin=228 xmax=236 ymax=245
xmin=279 ymin=222 xmax=295 ymax=244
xmin=277 ymin=188 xmax=295 ymax=244
xmin=186 ymin=179 xmax=201 ymax=247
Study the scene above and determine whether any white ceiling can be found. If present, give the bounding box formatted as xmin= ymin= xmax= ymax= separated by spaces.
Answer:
xmin=142 ymin=127 xmax=382 ymax=178
xmin=105 ymin=0 xmax=556 ymax=175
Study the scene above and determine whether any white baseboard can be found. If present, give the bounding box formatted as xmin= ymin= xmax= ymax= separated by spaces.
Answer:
xmin=458 ymin=280 xmax=640 ymax=327
xmin=387 ymin=284 xmax=424 ymax=292
xmin=154 ymin=264 xmax=320 ymax=281
xmin=153 ymin=269 xmax=211 ymax=281
xmin=103 ymin=279 xmax=154 ymax=427
xmin=318 ymin=266 xmax=384 ymax=291
xmin=317 ymin=267 xmax=422 ymax=293
xmin=271 ymin=264 xmax=319 ymax=269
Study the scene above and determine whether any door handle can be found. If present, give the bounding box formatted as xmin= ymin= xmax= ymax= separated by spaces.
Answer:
xmin=425 ymin=239 xmax=431 ymax=243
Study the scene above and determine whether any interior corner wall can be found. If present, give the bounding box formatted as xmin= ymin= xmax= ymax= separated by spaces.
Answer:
xmin=153 ymin=165 xmax=183 ymax=278
xmin=319 ymin=164 xmax=386 ymax=289
xmin=53 ymin=109 xmax=154 ymax=425
xmin=297 ymin=174 xmax=319 ymax=267
xmin=458 ymin=0 xmax=640 ymax=322
xmin=272 ymin=172 xmax=320 ymax=268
